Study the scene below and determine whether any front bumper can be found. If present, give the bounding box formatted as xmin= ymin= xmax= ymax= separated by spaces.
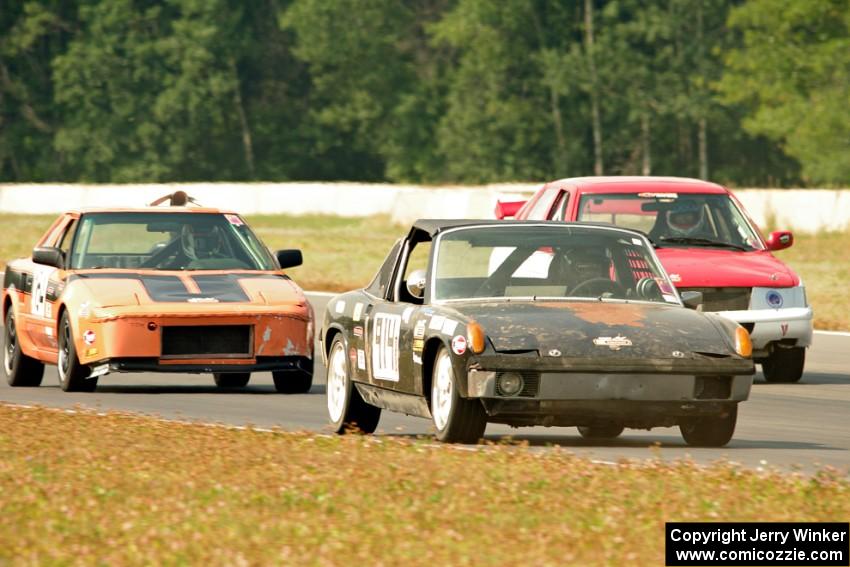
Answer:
xmin=466 ymin=370 xmax=750 ymax=428
xmin=715 ymin=306 xmax=813 ymax=350
xmin=468 ymin=370 xmax=752 ymax=401
xmin=77 ymin=310 xmax=312 ymax=366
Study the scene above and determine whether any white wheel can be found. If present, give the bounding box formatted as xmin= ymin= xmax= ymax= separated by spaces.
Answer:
xmin=327 ymin=339 xmax=347 ymax=424
xmin=325 ymin=334 xmax=380 ymax=434
xmin=429 ymin=346 xmax=486 ymax=443
xmin=431 ymin=349 xmax=454 ymax=432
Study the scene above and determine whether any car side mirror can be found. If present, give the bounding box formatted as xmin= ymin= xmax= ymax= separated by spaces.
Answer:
xmin=32 ymin=246 xmax=64 ymax=269
xmin=680 ymin=291 xmax=703 ymax=310
xmin=494 ymin=200 xmax=526 ymax=219
xmin=765 ymin=230 xmax=793 ymax=251
xmin=406 ymin=269 xmax=427 ymax=299
xmin=276 ymin=249 xmax=303 ymax=269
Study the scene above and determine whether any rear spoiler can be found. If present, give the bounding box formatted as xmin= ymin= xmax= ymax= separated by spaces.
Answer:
xmin=494 ymin=200 xmax=527 ymax=219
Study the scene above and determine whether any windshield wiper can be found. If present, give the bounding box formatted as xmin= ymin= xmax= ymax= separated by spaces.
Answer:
xmin=658 ymin=236 xmax=750 ymax=251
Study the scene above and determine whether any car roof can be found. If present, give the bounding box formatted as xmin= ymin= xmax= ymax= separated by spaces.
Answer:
xmin=548 ymin=176 xmax=729 ymax=194
xmin=412 ymin=219 xmax=647 ymax=238
xmin=64 ymin=207 xmax=237 ymax=215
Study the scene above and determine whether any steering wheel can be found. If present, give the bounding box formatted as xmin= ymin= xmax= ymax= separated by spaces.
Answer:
xmin=569 ymin=277 xmax=626 ymax=298
xmin=473 ymin=277 xmax=505 ymax=298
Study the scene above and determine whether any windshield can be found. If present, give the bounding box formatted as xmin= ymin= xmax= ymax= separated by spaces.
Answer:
xmin=577 ymin=193 xmax=763 ymax=251
xmin=432 ymin=225 xmax=679 ymax=304
xmin=70 ymin=212 xmax=277 ymax=271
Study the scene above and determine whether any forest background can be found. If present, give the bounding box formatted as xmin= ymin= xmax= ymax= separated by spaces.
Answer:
xmin=1 ymin=0 xmax=847 ymax=187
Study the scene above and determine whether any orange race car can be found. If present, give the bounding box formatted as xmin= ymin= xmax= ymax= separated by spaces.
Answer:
xmin=2 ymin=193 xmax=313 ymax=392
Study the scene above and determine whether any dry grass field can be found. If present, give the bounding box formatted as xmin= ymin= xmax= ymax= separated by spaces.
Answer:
xmin=0 ymin=404 xmax=847 ymax=566
xmin=0 ymin=213 xmax=846 ymax=329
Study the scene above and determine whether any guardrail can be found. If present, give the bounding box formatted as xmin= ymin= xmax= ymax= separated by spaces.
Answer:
xmin=1 ymin=183 xmax=847 ymax=233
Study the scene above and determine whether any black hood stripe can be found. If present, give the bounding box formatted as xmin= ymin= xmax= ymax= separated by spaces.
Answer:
xmin=68 ymin=272 xmax=283 ymax=303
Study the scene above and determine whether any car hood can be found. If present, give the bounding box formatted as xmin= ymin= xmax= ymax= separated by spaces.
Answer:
xmin=655 ymin=248 xmax=799 ymax=287
xmin=70 ymin=271 xmax=306 ymax=308
xmin=444 ymin=300 xmax=734 ymax=359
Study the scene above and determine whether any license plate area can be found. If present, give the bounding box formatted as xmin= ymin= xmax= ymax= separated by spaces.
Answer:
xmin=161 ymin=325 xmax=253 ymax=359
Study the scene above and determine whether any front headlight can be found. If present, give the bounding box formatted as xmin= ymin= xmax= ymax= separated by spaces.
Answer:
xmin=751 ymin=284 xmax=807 ymax=309
xmin=735 ymin=326 xmax=753 ymax=358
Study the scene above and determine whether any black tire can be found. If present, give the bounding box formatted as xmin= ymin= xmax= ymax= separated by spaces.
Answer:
xmin=430 ymin=346 xmax=487 ymax=443
xmin=679 ymin=405 xmax=738 ymax=447
xmin=761 ymin=346 xmax=805 ymax=383
xmin=577 ymin=424 xmax=625 ymax=440
xmin=272 ymin=369 xmax=313 ymax=393
xmin=57 ymin=311 xmax=97 ymax=392
xmin=4 ymin=311 xmax=44 ymax=387
xmin=326 ymin=335 xmax=380 ymax=434
xmin=213 ymin=372 xmax=250 ymax=388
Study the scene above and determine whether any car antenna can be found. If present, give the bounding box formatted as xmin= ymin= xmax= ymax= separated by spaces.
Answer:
xmin=148 ymin=190 xmax=202 ymax=207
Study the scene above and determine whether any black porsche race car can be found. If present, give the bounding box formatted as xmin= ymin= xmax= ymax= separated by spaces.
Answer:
xmin=320 ymin=220 xmax=755 ymax=446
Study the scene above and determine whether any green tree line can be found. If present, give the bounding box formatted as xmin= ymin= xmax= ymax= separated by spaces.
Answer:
xmin=1 ymin=0 xmax=847 ymax=186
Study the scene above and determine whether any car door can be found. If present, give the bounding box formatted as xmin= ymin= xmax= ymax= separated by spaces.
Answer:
xmin=23 ymin=215 xmax=78 ymax=352
xmin=365 ymin=236 xmax=431 ymax=395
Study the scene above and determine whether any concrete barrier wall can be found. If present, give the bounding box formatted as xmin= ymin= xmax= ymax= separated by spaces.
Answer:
xmin=0 ymin=182 xmax=848 ymax=233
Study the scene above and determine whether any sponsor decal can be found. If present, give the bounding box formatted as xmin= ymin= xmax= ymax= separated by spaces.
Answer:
xmin=335 ymin=300 xmax=346 ymax=314
xmin=85 ymin=348 xmax=98 ymax=357
xmin=638 ymin=192 xmax=678 ymax=199
xmin=412 ymin=353 xmax=423 ymax=365
xmin=353 ymin=326 xmax=364 ymax=338
xmin=672 ymin=350 xmax=685 ymax=358
xmin=780 ymin=323 xmax=789 ymax=337
xmin=441 ymin=318 xmax=459 ymax=336
xmin=451 ymin=335 xmax=467 ymax=355
xmin=44 ymin=326 xmax=54 ymax=337
xmin=592 ymin=335 xmax=633 ymax=351
xmin=83 ymin=330 xmax=96 ymax=345
xmin=668 ymin=273 xmax=682 ymax=283
xmin=353 ymin=302 xmax=364 ymax=322
xmin=79 ymin=301 xmax=92 ymax=318
xmin=349 ymin=347 xmax=357 ymax=365
xmin=766 ymin=290 xmax=783 ymax=308
xmin=413 ymin=319 xmax=426 ymax=339
xmin=371 ymin=313 xmax=401 ymax=382
xmin=769 ymin=273 xmax=779 ymax=281
xmin=548 ymin=349 xmax=561 ymax=357
xmin=45 ymin=303 xmax=52 ymax=318
xmin=30 ymin=266 xmax=53 ymax=317
xmin=428 ymin=315 xmax=446 ymax=331
xmin=412 ymin=338 xmax=424 ymax=353
xmin=187 ymin=297 xmax=219 ymax=303
xmin=357 ymin=349 xmax=366 ymax=371
xmin=225 ymin=214 xmax=244 ymax=226
xmin=402 ymin=306 xmax=415 ymax=324
xmin=631 ymin=238 xmax=643 ymax=246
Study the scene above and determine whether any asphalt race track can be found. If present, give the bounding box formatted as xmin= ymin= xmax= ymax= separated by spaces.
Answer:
xmin=2 ymin=292 xmax=848 ymax=474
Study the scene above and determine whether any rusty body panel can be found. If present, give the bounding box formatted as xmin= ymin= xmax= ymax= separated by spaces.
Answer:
xmin=322 ymin=220 xmax=754 ymax=438
xmin=3 ymin=208 xmax=313 ymax=387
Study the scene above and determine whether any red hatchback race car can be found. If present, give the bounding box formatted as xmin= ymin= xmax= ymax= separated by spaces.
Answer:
xmin=498 ymin=176 xmax=812 ymax=383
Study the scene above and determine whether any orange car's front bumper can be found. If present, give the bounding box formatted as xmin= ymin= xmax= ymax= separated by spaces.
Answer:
xmin=75 ymin=305 xmax=312 ymax=372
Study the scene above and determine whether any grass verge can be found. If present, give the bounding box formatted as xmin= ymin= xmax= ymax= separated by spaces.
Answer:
xmin=0 ymin=404 xmax=847 ymax=566
xmin=0 ymin=213 xmax=846 ymax=328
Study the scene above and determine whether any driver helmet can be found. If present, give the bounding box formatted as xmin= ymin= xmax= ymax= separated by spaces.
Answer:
xmin=665 ymin=201 xmax=706 ymax=237
xmin=181 ymin=224 xmax=224 ymax=260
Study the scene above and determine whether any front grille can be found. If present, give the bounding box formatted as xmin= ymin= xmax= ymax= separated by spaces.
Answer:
xmin=694 ymin=376 xmax=731 ymax=399
xmin=679 ymin=287 xmax=751 ymax=311
xmin=495 ymin=371 xmax=540 ymax=397
xmin=161 ymin=325 xmax=252 ymax=358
